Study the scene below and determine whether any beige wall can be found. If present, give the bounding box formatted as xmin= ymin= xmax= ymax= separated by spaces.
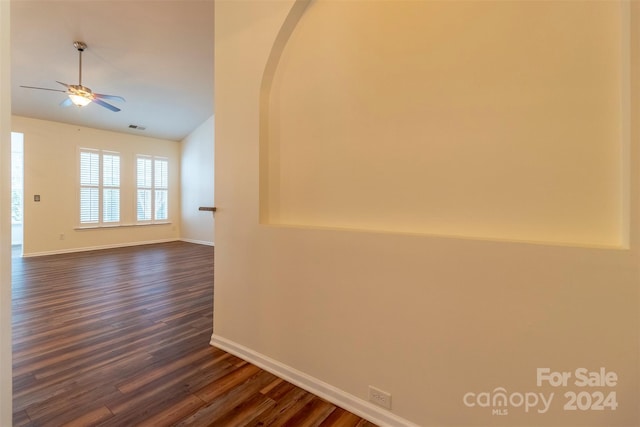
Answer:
xmin=180 ymin=115 xmax=215 ymax=245
xmin=265 ymin=0 xmax=627 ymax=248
xmin=213 ymin=1 xmax=639 ymax=426
xmin=0 ymin=1 xmax=11 ymax=425
xmin=12 ymin=115 xmax=182 ymax=256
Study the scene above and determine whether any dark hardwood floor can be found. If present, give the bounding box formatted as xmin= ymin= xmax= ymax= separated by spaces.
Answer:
xmin=12 ymin=241 xmax=376 ymax=427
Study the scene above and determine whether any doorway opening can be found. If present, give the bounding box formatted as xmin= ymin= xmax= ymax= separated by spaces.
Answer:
xmin=11 ymin=132 xmax=24 ymax=256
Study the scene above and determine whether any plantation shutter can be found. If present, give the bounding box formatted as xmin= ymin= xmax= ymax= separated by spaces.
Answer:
xmin=80 ymin=150 xmax=100 ymax=223
xmin=79 ymin=149 xmax=120 ymax=225
xmin=137 ymin=156 xmax=152 ymax=221
xmin=103 ymin=153 xmax=120 ymax=223
xmin=154 ymin=159 xmax=168 ymax=221
xmin=137 ymin=155 xmax=168 ymax=222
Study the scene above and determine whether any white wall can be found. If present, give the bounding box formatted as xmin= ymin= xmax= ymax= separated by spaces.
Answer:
xmin=0 ymin=1 xmax=11 ymax=425
xmin=12 ymin=115 xmax=182 ymax=256
xmin=212 ymin=1 xmax=639 ymax=426
xmin=181 ymin=115 xmax=214 ymax=245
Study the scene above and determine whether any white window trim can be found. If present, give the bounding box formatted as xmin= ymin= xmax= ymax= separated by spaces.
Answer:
xmin=74 ymin=221 xmax=171 ymax=230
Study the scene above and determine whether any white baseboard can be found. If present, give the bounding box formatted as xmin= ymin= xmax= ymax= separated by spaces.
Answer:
xmin=210 ymin=334 xmax=419 ymax=427
xmin=21 ymin=238 xmax=181 ymax=258
xmin=180 ymin=238 xmax=214 ymax=247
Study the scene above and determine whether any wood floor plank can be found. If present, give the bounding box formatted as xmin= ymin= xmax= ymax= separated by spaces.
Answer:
xmin=133 ymin=394 xmax=207 ymax=427
xmin=280 ymin=397 xmax=337 ymax=427
xmin=208 ymin=392 xmax=277 ymax=427
xmin=195 ymin=363 xmax=263 ymax=402
xmin=12 ymin=409 xmax=32 ymax=427
xmin=12 ymin=242 xmax=377 ymax=426
xmin=115 ymin=345 xmax=215 ymax=394
xmin=24 ymin=383 xmax=119 ymax=422
xmin=175 ymin=370 xmax=279 ymax=426
xmin=319 ymin=408 xmax=366 ymax=426
xmin=249 ymin=386 xmax=315 ymax=427
xmin=62 ymin=405 xmax=114 ymax=427
xmin=107 ymin=353 xmax=237 ymax=417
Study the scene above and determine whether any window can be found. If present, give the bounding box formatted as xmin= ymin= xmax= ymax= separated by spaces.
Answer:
xmin=11 ymin=132 xmax=24 ymax=226
xmin=137 ymin=155 xmax=168 ymax=222
xmin=79 ymin=149 xmax=120 ymax=225
xmin=11 ymin=132 xmax=24 ymax=246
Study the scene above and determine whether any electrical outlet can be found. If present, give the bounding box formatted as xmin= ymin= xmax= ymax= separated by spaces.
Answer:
xmin=369 ymin=386 xmax=392 ymax=409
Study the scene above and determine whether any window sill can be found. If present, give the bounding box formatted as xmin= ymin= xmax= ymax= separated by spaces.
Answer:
xmin=75 ymin=222 xmax=172 ymax=230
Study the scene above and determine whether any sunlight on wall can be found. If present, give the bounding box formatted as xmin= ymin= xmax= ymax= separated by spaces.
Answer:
xmin=261 ymin=0 xmax=629 ymax=247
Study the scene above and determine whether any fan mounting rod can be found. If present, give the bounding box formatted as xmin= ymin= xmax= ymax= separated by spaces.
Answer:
xmin=74 ymin=41 xmax=87 ymax=86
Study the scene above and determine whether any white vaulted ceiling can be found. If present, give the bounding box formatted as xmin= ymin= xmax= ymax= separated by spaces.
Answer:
xmin=10 ymin=0 xmax=214 ymax=141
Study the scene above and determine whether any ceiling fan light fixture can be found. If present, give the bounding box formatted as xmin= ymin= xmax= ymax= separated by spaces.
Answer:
xmin=20 ymin=41 xmax=124 ymax=112
xmin=68 ymin=94 xmax=91 ymax=107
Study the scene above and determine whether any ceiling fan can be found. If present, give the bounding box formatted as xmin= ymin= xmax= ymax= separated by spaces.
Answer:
xmin=20 ymin=41 xmax=125 ymax=112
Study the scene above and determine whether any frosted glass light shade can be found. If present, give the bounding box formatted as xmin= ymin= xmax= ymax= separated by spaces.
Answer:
xmin=69 ymin=94 xmax=91 ymax=107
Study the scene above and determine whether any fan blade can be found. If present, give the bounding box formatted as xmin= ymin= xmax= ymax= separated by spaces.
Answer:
xmin=60 ymin=98 xmax=73 ymax=107
xmin=94 ymin=93 xmax=125 ymax=102
xmin=56 ymin=81 xmax=70 ymax=89
xmin=20 ymin=85 xmax=67 ymax=93
xmin=92 ymin=98 xmax=121 ymax=112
